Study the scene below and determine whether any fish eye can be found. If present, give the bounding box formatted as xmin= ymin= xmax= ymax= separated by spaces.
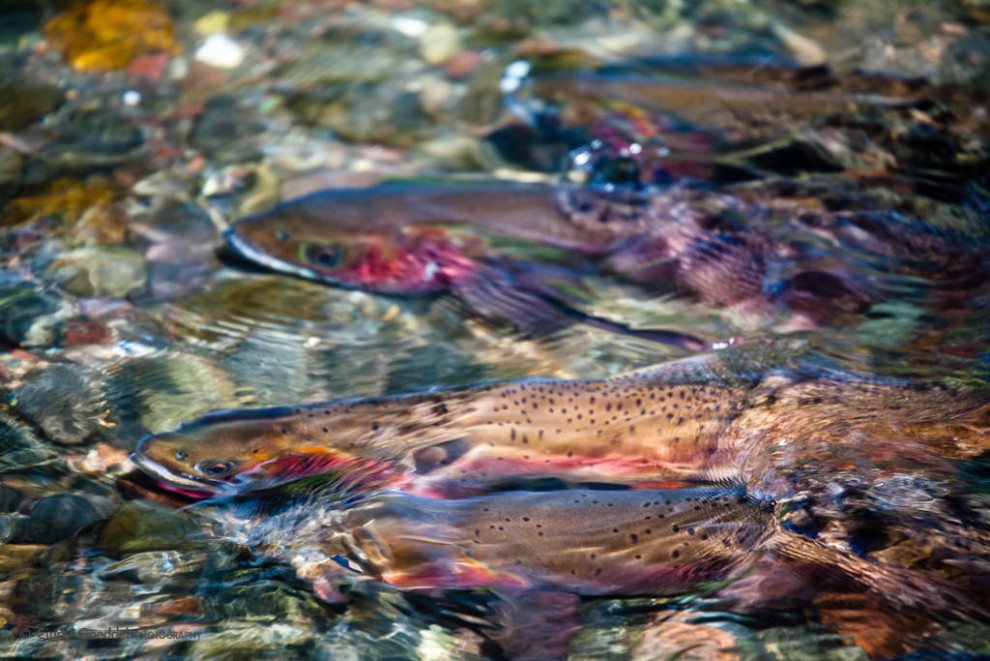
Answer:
xmin=174 ymin=450 xmax=189 ymax=462
xmin=302 ymin=243 xmax=344 ymax=268
xmin=196 ymin=460 xmax=235 ymax=476
xmin=275 ymin=230 xmax=291 ymax=241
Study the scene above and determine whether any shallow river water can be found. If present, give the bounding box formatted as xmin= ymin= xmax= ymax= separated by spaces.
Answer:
xmin=1 ymin=1 xmax=989 ymax=659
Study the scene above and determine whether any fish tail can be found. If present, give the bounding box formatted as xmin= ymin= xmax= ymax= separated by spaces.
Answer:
xmin=768 ymin=533 xmax=982 ymax=619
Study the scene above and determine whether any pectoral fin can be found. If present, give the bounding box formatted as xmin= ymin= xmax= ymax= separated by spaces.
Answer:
xmin=454 ymin=262 xmax=708 ymax=351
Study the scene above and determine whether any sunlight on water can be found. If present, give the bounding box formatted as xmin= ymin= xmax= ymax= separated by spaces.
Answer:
xmin=1 ymin=0 xmax=989 ymax=659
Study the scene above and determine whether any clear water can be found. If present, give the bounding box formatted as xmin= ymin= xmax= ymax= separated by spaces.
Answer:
xmin=1 ymin=1 xmax=989 ymax=659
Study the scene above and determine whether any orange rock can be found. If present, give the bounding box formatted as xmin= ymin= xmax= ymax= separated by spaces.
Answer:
xmin=634 ymin=614 xmax=740 ymax=661
xmin=3 ymin=178 xmax=111 ymax=223
xmin=44 ymin=0 xmax=181 ymax=72
xmin=147 ymin=596 xmax=203 ymax=617
xmin=126 ymin=52 xmax=171 ymax=81
xmin=60 ymin=320 xmax=112 ymax=346
xmin=1 ymin=178 xmax=128 ymax=245
xmin=444 ymin=49 xmax=486 ymax=79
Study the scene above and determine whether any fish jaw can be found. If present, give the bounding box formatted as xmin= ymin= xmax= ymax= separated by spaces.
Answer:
xmin=131 ymin=423 xmax=289 ymax=497
xmin=128 ymin=450 xmax=224 ymax=499
xmin=223 ymin=224 xmax=325 ymax=284
xmin=133 ymin=426 xmax=402 ymax=498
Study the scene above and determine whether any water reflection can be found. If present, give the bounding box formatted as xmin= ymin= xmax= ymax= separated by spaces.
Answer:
xmin=1 ymin=0 xmax=990 ymax=658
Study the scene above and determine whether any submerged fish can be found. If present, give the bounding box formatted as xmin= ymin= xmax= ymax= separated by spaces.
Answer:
xmin=132 ymin=370 xmax=752 ymax=498
xmin=521 ymin=68 xmax=912 ymax=150
xmin=223 ymin=174 xmax=990 ymax=335
xmin=223 ymin=181 xmax=708 ymax=350
xmin=131 ymin=352 xmax=990 ymax=659
xmin=239 ymin=461 xmax=985 ymax=660
xmin=132 ymin=349 xmax=990 ymax=500
xmin=261 ymin=484 xmax=775 ymax=594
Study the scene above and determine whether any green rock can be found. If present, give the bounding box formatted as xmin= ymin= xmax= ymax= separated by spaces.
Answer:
xmin=12 ymin=363 xmax=105 ymax=446
xmin=0 ymin=146 xmax=22 ymax=185
xmin=51 ymin=245 xmax=148 ymax=299
xmin=97 ymin=500 xmax=201 ymax=555
xmin=281 ymin=43 xmax=406 ymax=87
xmin=0 ymin=69 xmax=63 ymax=131
xmin=108 ymin=353 xmax=238 ymax=434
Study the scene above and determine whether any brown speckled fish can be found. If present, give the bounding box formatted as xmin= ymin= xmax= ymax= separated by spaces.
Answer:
xmin=132 ymin=348 xmax=990 ymax=500
xmin=257 ymin=483 xmax=775 ymax=594
xmin=131 ymin=352 xmax=990 ymax=660
xmin=222 ymin=182 xmax=709 ymax=350
xmin=132 ymin=367 xmax=751 ymax=498
xmin=246 ymin=470 xmax=985 ymax=660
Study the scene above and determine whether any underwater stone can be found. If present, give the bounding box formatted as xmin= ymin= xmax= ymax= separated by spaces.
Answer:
xmin=0 ymin=413 xmax=58 ymax=472
xmin=8 ymin=494 xmax=102 ymax=544
xmin=35 ymin=108 xmax=146 ymax=172
xmin=51 ymin=245 xmax=148 ymax=299
xmin=0 ymin=485 xmax=22 ymax=512
xmin=0 ymin=146 xmax=23 ymax=187
xmin=97 ymin=499 xmax=200 ymax=555
xmin=13 ymin=363 xmax=106 ymax=445
xmin=43 ymin=0 xmax=181 ymax=72
xmin=419 ymin=23 xmax=462 ymax=65
xmin=0 ymin=277 xmax=63 ymax=348
xmin=189 ymin=96 xmax=266 ymax=164
xmin=0 ymin=68 xmax=64 ymax=131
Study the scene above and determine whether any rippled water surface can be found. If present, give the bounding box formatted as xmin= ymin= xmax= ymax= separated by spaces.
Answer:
xmin=2 ymin=1 xmax=989 ymax=659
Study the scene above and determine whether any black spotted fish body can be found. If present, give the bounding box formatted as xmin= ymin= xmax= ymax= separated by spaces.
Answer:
xmin=297 ymin=484 xmax=775 ymax=595
xmin=132 ymin=348 xmax=990 ymax=500
xmin=132 ymin=364 xmax=757 ymax=498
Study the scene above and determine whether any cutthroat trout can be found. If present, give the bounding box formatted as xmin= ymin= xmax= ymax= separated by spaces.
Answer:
xmin=253 ymin=483 xmax=775 ymax=594
xmin=236 ymin=468 xmax=984 ymax=661
xmin=223 ymin=182 xmax=708 ymax=350
xmin=131 ymin=349 xmax=990 ymax=500
xmin=132 ymin=371 xmax=752 ymax=498
xmin=223 ymin=176 xmax=990 ymax=334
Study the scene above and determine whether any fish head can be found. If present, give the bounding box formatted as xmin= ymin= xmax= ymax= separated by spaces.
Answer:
xmin=130 ymin=405 xmax=410 ymax=498
xmin=224 ymin=204 xmax=471 ymax=294
xmin=130 ymin=407 xmax=324 ymax=497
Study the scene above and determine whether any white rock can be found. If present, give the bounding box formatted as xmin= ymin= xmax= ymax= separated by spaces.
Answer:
xmin=194 ymin=33 xmax=245 ymax=69
xmin=419 ymin=23 xmax=461 ymax=65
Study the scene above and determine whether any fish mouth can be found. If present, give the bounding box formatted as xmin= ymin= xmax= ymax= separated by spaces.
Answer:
xmin=129 ymin=451 xmax=222 ymax=499
xmin=222 ymin=226 xmax=324 ymax=282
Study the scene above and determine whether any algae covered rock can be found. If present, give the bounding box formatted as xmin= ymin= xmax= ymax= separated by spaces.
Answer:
xmin=97 ymin=499 xmax=201 ymax=555
xmin=0 ymin=67 xmax=64 ymax=132
xmin=12 ymin=363 xmax=108 ymax=446
xmin=50 ymin=245 xmax=148 ymax=299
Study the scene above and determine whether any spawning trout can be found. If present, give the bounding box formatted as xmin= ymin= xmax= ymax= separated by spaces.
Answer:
xmin=131 ymin=348 xmax=990 ymax=500
xmin=521 ymin=69 xmax=911 ymax=149
xmin=223 ymin=181 xmax=708 ymax=350
xmin=253 ymin=483 xmax=775 ymax=594
xmin=223 ymin=175 xmax=990 ymax=334
xmin=132 ymin=369 xmax=753 ymax=498
xmin=236 ymin=469 xmax=984 ymax=661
